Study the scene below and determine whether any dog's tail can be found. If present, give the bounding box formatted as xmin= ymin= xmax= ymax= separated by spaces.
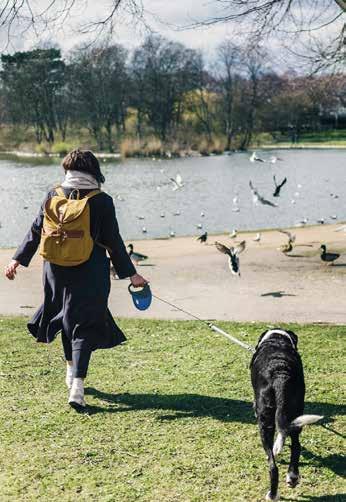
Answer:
xmin=272 ymin=381 xmax=323 ymax=457
xmin=273 ymin=413 xmax=323 ymax=457
xmin=290 ymin=414 xmax=324 ymax=428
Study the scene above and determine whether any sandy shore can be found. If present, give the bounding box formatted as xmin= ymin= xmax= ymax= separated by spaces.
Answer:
xmin=1 ymin=223 xmax=346 ymax=324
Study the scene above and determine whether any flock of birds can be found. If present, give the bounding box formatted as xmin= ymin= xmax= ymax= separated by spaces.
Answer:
xmin=114 ymin=150 xmax=342 ymax=278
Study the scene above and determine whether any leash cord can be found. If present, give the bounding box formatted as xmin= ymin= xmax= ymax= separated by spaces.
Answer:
xmin=152 ymin=293 xmax=255 ymax=354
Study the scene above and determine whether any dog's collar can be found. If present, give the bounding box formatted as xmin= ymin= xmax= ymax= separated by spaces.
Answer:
xmin=257 ymin=329 xmax=296 ymax=350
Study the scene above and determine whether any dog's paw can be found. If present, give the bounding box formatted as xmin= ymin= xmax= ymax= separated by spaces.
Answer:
xmin=286 ymin=472 xmax=300 ymax=488
xmin=265 ymin=491 xmax=280 ymax=501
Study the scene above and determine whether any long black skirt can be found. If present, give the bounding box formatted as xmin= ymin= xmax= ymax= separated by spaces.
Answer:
xmin=28 ymin=246 xmax=126 ymax=350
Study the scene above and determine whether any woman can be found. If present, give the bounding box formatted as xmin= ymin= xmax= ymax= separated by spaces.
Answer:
xmin=4 ymin=149 xmax=148 ymax=409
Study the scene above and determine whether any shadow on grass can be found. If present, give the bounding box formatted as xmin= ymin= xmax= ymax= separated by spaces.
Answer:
xmin=282 ymin=495 xmax=346 ymax=502
xmin=84 ymin=389 xmax=345 ymax=426
xmin=85 ymin=388 xmax=254 ymax=423
xmin=301 ymin=448 xmax=345 ymax=479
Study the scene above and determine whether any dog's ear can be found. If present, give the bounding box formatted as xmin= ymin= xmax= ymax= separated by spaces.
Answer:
xmin=287 ymin=330 xmax=298 ymax=348
xmin=255 ymin=330 xmax=269 ymax=350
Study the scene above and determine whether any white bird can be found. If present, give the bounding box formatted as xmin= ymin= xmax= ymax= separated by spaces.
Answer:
xmin=291 ymin=199 xmax=296 ymax=204
xmin=295 ymin=218 xmax=308 ymax=227
xmin=160 ymin=212 xmax=165 ymax=218
xmin=253 ymin=233 xmax=261 ymax=242
xmin=196 ymin=223 xmax=203 ymax=229
xmin=137 ymin=215 xmax=145 ymax=220
xmin=249 ymin=151 xmax=265 ymax=163
xmin=249 ymin=181 xmax=278 ymax=207
xmin=200 ymin=211 xmax=205 ymax=217
xmin=230 ymin=229 xmax=237 ymax=239
xmin=269 ymin=156 xmax=283 ymax=164
xmin=169 ymin=230 xmax=176 ymax=237
xmin=294 ymin=192 xmax=300 ymax=197
xmin=142 ymin=227 xmax=147 ymax=233
xmin=232 ymin=195 xmax=240 ymax=212
xmin=317 ymin=218 xmax=325 ymax=224
xmin=297 ymin=184 xmax=302 ymax=189
xmin=330 ymin=215 xmax=337 ymax=220
xmin=170 ymin=173 xmax=184 ymax=191
xmin=173 ymin=210 xmax=181 ymax=216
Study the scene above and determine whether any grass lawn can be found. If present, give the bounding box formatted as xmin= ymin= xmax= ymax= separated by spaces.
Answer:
xmin=0 ymin=318 xmax=345 ymax=501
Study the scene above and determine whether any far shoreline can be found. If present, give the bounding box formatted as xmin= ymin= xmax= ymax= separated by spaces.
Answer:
xmin=2 ymin=221 xmax=346 ymax=251
xmin=0 ymin=143 xmax=346 ymax=162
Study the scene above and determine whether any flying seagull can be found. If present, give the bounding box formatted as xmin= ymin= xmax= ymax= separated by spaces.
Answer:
xmin=215 ymin=240 xmax=246 ymax=276
xmin=249 ymin=181 xmax=278 ymax=207
xmin=273 ymin=175 xmax=287 ymax=197
xmin=270 ymin=156 xmax=283 ymax=164
xmin=249 ymin=151 xmax=265 ymax=163
xmin=170 ymin=173 xmax=184 ymax=191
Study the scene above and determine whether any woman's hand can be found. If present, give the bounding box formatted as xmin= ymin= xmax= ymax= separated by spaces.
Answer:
xmin=130 ymin=273 xmax=148 ymax=288
xmin=5 ymin=259 xmax=20 ymax=280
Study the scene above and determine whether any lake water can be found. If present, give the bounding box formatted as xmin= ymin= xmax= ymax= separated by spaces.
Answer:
xmin=0 ymin=149 xmax=344 ymax=248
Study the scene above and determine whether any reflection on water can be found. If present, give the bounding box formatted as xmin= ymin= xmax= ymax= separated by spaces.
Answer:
xmin=0 ymin=149 xmax=345 ymax=247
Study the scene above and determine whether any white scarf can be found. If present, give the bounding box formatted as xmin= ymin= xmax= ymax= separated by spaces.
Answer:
xmin=61 ymin=170 xmax=100 ymax=189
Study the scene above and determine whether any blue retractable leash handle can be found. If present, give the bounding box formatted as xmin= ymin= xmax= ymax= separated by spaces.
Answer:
xmin=128 ymin=283 xmax=152 ymax=311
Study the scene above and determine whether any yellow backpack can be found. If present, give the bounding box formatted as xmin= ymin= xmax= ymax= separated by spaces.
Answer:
xmin=39 ymin=186 xmax=101 ymax=266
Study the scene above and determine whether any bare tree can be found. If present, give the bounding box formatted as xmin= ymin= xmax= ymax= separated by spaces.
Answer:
xmin=194 ymin=1 xmax=345 ymax=71
xmin=216 ymin=41 xmax=241 ymax=150
xmin=0 ymin=1 xmax=143 ymax=46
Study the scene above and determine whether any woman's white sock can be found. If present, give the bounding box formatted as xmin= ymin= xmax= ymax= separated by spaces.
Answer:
xmin=65 ymin=364 xmax=73 ymax=389
xmin=68 ymin=378 xmax=86 ymax=407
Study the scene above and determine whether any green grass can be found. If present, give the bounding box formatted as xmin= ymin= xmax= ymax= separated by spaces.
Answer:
xmin=0 ymin=317 xmax=345 ymax=501
xmin=259 ymin=130 xmax=346 ymax=149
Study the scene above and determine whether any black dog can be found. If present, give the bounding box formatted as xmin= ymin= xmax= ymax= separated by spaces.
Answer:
xmin=250 ymin=329 xmax=323 ymax=501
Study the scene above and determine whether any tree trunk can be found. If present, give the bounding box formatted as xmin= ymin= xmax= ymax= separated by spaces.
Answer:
xmin=105 ymin=121 xmax=114 ymax=153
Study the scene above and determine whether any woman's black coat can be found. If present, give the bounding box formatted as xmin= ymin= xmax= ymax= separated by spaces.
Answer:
xmin=13 ymin=188 xmax=136 ymax=350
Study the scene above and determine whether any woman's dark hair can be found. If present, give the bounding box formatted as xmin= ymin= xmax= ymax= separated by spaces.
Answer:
xmin=62 ymin=149 xmax=105 ymax=184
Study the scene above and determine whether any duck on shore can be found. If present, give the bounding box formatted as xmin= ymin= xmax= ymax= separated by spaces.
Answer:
xmin=278 ymin=230 xmax=296 ymax=254
xmin=320 ymin=245 xmax=340 ymax=265
xmin=128 ymin=244 xmax=148 ymax=265
xmin=197 ymin=232 xmax=208 ymax=244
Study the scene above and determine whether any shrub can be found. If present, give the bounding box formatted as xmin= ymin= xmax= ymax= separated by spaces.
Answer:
xmin=35 ymin=143 xmax=51 ymax=155
xmin=51 ymin=141 xmax=75 ymax=156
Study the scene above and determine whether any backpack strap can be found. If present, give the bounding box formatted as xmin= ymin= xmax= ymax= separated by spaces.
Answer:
xmin=54 ymin=186 xmax=66 ymax=198
xmin=53 ymin=186 xmax=101 ymax=199
xmin=84 ymin=189 xmax=101 ymax=200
